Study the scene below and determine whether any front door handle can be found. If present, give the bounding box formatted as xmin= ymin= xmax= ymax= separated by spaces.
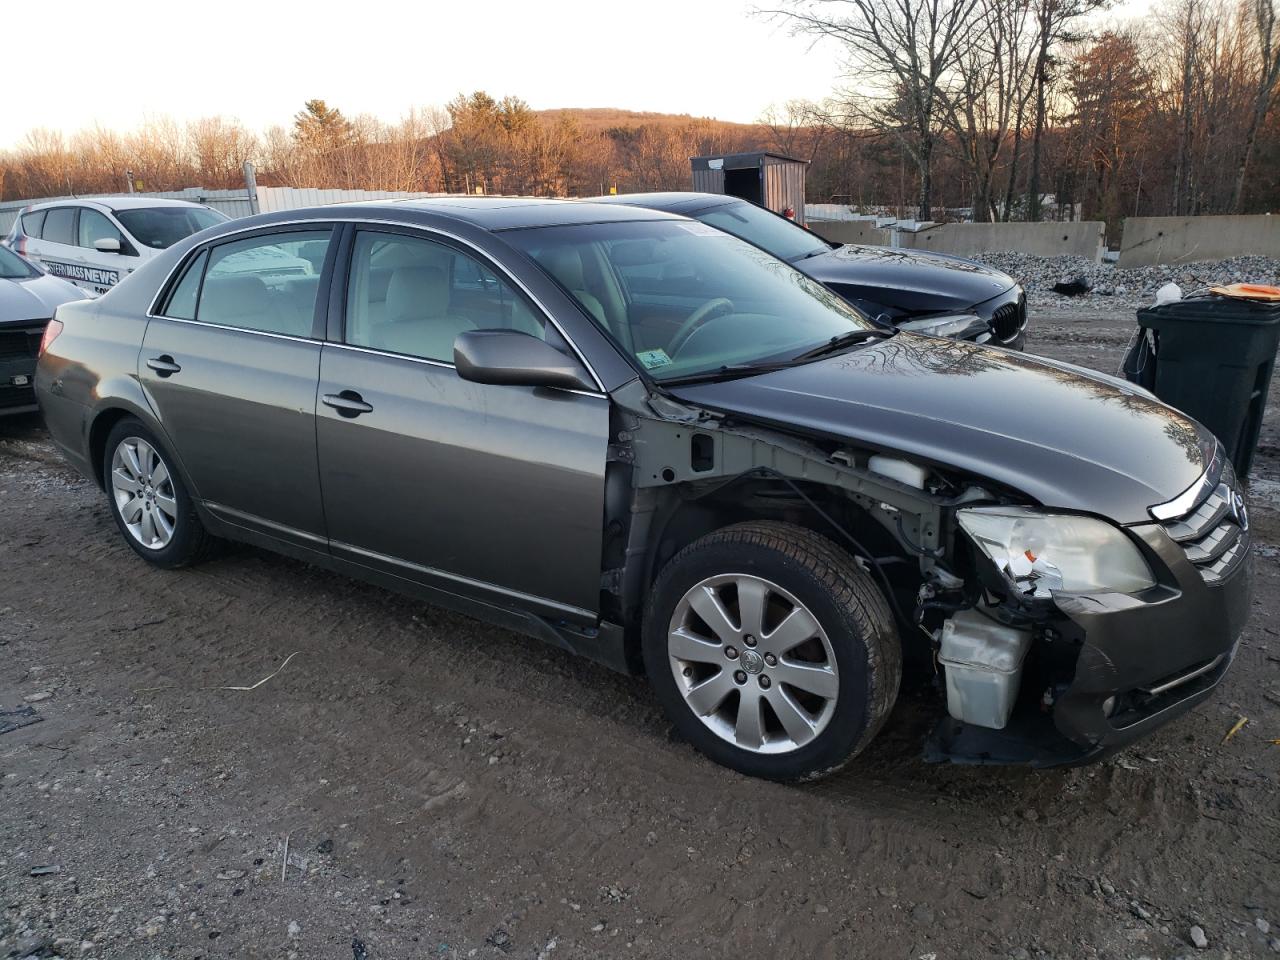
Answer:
xmin=322 ymin=390 xmax=374 ymax=417
xmin=146 ymin=355 xmax=182 ymax=377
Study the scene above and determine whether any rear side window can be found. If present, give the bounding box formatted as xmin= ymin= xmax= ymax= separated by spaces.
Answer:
xmin=162 ymin=250 xmax=208 ymax=320
xmin=42 ymin=207 xmax=76 ymax=246
xmin=21 ymin=210 xmax=46 ymax=239
xmin=195 ymin=230 xmax=332 ymax=337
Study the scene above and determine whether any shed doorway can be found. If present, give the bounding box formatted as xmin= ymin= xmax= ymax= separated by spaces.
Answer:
xmin=724 ymin=167 xmax=762 ymax=205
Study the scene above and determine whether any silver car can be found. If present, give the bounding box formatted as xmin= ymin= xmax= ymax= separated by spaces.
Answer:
xmin=0 ymin=243 xmax=86 ymax=415
xmin=34 ymin=199 xmax=1249 ymax=780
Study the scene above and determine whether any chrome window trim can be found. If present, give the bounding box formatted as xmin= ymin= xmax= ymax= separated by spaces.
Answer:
xmin=1150 ymin=445 xmax=1224 ymax=521
xmin=146 ymin=215 xmax=606 ymax=393
xmin=322 ymin=341 xmax=607 ymax=399
xmin=145 ymin=313 xmax=321 ymax=345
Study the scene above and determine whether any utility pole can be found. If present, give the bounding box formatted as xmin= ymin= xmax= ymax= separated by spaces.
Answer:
xmin=242 ymin=161 xmax=260 ymax=214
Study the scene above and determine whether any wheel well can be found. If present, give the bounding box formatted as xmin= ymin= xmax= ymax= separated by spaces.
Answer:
xmin=646 ymin=479 xmax=905 ymax=587
xmin=87 ymin=408 xmax=133 ymax=489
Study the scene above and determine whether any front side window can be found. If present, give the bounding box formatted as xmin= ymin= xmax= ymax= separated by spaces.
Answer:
xmin=694 ymin=201 xmax=829 ymax=263
xmin=21 ymin=209 xmax=46 ymax=239
xmin=116 ymin=206 xmax=229 ymax=250
xmin=345 ymin=230 xmax=544 ymax=363
xmin=506 ymin=220 xmax=871 ymax=381
xmin=193 ymin=230 xmax=331 ymax=337
xmin=78 ymin=209 xmax=124 ymax=249
xmin=41 ymin=207 xmax=76 ymax=246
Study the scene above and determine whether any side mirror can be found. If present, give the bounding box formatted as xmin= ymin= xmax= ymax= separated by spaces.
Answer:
xmin=93 ymin=237 xmax=121 ymax=253
xmin=454 ymin=329 xmax=595 ymax=392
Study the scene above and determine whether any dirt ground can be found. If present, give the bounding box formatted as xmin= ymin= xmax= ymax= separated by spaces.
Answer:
xmin=2 ymin=295 xmax=1279 ymax=960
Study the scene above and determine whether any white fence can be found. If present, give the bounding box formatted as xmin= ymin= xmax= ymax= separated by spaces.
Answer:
xmin=0 ymin=185 xmax=456 ymax=235
xmin=256 ymin=187 xmax=448 ymax=213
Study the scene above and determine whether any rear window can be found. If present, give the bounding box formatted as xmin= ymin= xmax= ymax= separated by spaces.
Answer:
xmin=20 ymin=209 xmax=46 ymax=239
xmin=694 ymin=202 xmax=829 ymax=263
xmin=42 ymin=207 xmax=76 ymax=245
xmin=115 ymin=206 xmax=229 ymax=250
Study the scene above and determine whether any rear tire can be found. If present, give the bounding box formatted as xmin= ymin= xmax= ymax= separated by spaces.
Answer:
xmin=102 ymin=417 xmax=215 ymax=569
xmin=643 ymin=521 xmax=901 ymax=781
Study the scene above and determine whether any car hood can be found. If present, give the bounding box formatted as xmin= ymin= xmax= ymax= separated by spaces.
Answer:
xmin=668 ymin=334 xmax=1215 ymax=524
xmin=799 ymin=244 xmax=1016 ymax=315
xmin=0 ymin=274 xmax=87 ymax=323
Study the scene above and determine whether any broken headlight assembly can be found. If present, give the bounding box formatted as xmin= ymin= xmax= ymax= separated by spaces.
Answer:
xmin=957 ymin=507 xmax=1156 ymax=599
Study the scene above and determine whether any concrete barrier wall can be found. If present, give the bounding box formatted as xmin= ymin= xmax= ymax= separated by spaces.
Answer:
xmin=901 ymin=222 xmax=1104 ymax=260
xmin=1118 ymin=215 xmax=1280 ymax=267
xmin=808 ymin=219 xmax=1105 ymax=261
xmin=807 ymin=220 xmax=892 ymax=246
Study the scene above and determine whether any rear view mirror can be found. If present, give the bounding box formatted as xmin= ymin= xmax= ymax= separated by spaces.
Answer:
xmin=454 ymin=330 xmax=595 ymax=392
xmin=93 ymin=237 xmax=121 ymax=253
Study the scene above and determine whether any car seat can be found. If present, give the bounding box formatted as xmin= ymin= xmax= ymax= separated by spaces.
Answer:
xmin=200 ymin=275 xmax=288 ymax=333
xmin=368 ymin=265 xmax=477 ymax=361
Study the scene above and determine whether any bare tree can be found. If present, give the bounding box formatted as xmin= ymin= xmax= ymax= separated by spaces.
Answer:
xmin=942 ymin=0 xmax=1037 ymax=220
xmin=1025 ymin=0 xmax=1109 ymax=219
xmin=767 ymin=0 xmax=983 ymax=219
xmin=760 ymin=99 xmax=829 ymax=159
xmin=1232 ymin=0 xmax=1280 ymax=209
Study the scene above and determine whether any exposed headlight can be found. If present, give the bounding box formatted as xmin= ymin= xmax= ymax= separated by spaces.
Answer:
xmin=957 ymin=507 xmax=1156 ymax=598
xmin=896 ymin=313 xmax=990 ymax=340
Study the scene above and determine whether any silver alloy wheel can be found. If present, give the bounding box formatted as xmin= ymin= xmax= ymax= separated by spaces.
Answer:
xmin=110 ymin=437 xmax=178 ymax=551
xmin=667 ymin=573 xmax=839 ymax=754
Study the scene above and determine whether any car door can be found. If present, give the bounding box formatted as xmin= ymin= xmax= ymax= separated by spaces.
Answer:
xmin=316 ymin=226 xmax=610 ymax=619
xmin=73 ymin=207 xmax=133 ymax=295
xmin=139 ymin=225 xmax=337 ymax=550
xmin=27 ymin=206 xmax=88 ymax=290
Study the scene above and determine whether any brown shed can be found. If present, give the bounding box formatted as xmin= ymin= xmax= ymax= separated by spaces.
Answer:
xmin=690 ymin=151 xmax=808 ymax=224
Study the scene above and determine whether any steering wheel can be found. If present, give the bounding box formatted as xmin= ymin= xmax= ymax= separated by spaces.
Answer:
xmin=667 ymin=298 xmax=735 ymax=357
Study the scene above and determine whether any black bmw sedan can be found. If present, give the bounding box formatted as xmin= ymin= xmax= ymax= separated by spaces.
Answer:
xmin=590 ymin=192 xmax=1028 ymax=349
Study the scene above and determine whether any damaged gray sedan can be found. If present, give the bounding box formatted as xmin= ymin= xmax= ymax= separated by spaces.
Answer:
xmin=35 ymin=199 xmax=1250 ymax=780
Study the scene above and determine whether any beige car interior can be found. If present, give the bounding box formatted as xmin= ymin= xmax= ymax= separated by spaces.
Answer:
xmin=347 ymin=233 xmax=544 ymax=362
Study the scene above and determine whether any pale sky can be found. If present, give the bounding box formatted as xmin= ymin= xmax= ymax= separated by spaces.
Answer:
xmin=1 ymin=0 xmax=845 ymax=148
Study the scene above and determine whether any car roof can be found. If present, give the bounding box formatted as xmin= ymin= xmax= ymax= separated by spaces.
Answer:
xmin=582 ymin=192 xmax=740 ymax=213
xmin=328 ymin=195 xmax=688 ymax=230
xmin=24 ymin=196 xmax=214 ymax=213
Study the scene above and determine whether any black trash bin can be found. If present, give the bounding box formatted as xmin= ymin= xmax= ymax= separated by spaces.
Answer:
xmin=1129 ymin=294 xmax=1280 ymax=479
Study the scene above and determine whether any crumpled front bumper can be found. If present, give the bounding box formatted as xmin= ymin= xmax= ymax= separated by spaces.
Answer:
xmin=926 ymin=521 xmax=1251 ymax=767
xmin=1045 ymin=522 xmax=1250 ymax=764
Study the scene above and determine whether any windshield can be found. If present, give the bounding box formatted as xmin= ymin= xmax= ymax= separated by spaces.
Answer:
xmin=115 ymin=206 xmax=229 ymax=250
xmin=0 ymin=244 xmax=39 ymax=279
xmin=693 ymin=201 xmax=829 ymax=262
xmin=506 ymin=220 xmax=873 ymax=381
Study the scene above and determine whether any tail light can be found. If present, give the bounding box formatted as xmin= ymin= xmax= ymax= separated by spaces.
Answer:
xmin=38 ymin=319 xmax=63 ymax=358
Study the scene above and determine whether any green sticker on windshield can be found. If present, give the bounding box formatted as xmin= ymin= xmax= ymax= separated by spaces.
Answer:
xmin=636 ymin=349 xmax=672 ymax=369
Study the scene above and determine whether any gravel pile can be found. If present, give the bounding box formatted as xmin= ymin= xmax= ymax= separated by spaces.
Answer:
xmin=973 ymin=251 xmax=1280 ymax=297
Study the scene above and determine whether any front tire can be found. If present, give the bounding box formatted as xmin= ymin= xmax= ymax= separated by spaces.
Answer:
xmin=643 ymin=521 xmax=901 ymax=782
xmin=102 ymin=417 xmax=214 ymax=568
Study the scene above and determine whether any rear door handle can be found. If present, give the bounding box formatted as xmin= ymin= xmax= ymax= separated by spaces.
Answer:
xmin=322 ymin=390 xmax=374 ymax=417
xmin=146 ymin=355 xmax=182 ymax=377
